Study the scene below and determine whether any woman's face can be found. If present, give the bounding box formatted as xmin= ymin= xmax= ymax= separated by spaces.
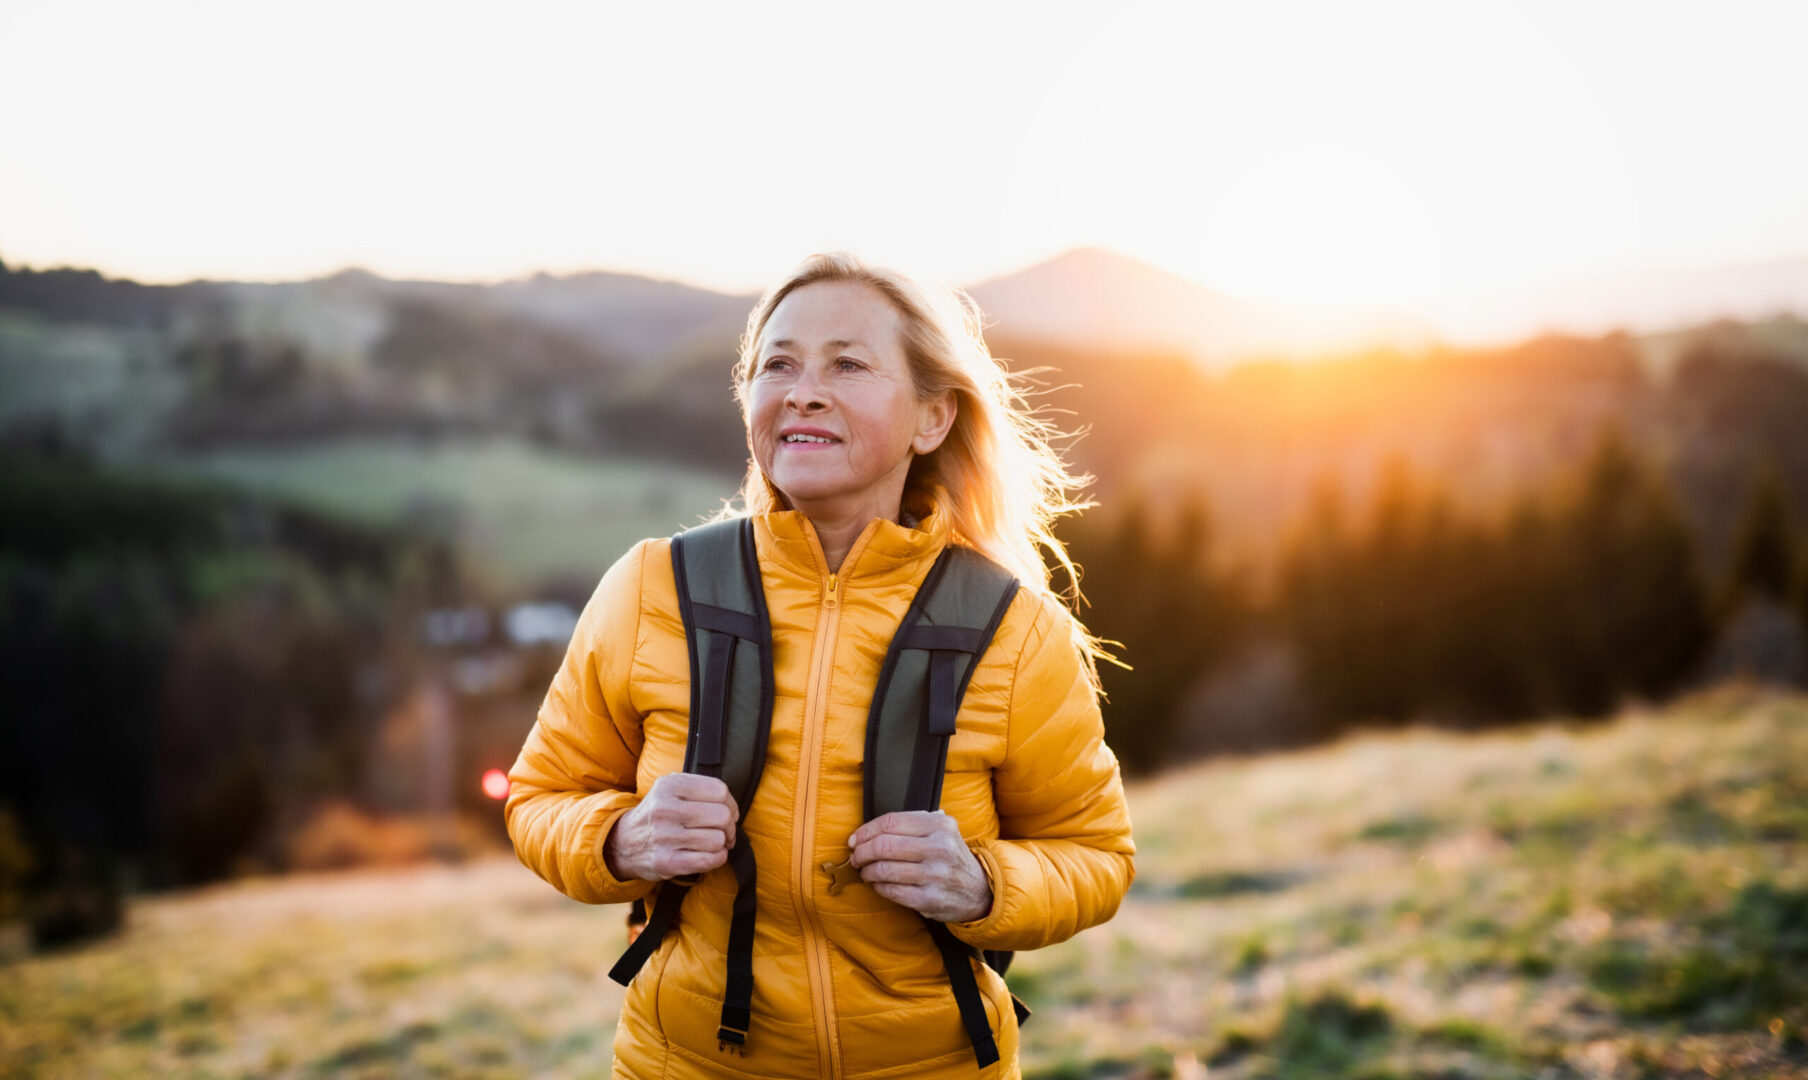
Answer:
xmin=743 ymin=280 xmax=954 ymax=526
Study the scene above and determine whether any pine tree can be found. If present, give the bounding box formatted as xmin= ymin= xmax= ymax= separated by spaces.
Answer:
xmin=1539 ymin=426 xmax=1713 ymax=713
xmin=1795 ymin=540 xmax=1808 ymax=640
xmin=1477 ymin=492 xmax=1562 ymax=718
xmin=1062 ymin=489 xmax=1249 ymax=774
xmin=1724 ymin=461 xmax=1797 ymax=608
xmin=1278 ymin=472 xmax=1359 ymax=729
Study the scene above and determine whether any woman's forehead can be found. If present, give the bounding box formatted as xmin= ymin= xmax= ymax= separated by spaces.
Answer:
xmin=760 ymin=281 xmax=902 ymax=353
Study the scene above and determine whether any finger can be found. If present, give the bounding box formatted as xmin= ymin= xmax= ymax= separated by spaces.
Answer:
xmin=849 ymin=810 xmax=947 ymax=848
xmin=673 ymin=801 xmax=737 ymax=831
xmin=657 ymin=847 xmax=728 ymax=877
xmin=670 ymin=806 xmax=736 ymax=849
xmin=855 ymin=858 xmax=934 ymax=887
xmin=871 ymin=881 xmax=931 ymax=912
xmin=681 ymin=793 xmax=740 ymax=831
xmin=663 ymin=826 xmax=732 ymax=852
xmin=679 ymin=787 xmax=741 ymax=822
xmin=656 ymin=772 xmax=738 ymax=809
xmin=654 ymin=797 xmax=735 ymax=850
xmin=848 ymin=832 xmax=932 ymax=869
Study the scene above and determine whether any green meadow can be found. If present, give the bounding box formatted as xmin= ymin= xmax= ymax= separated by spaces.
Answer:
xmin=141 ymin=437 xmax=742 ymax=593
xmin=4 ymin=685 xmax=1805 ymax=1079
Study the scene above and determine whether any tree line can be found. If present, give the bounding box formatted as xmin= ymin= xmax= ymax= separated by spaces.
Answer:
xmin=1062 ymin=425 xmax=1808 ymax=776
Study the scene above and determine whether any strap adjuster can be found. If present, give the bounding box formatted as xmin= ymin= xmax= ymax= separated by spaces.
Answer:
xmin=717 ymin=1023 xmax=749 ymax=1054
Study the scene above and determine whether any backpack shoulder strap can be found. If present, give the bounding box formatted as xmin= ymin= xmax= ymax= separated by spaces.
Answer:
xmin=863 ymin=543 xmax=1022 ymax=1071
xmin=864 ymin=544 xmax=1020 ymax=820
xmin=669 ymin=517 xmax=774 ymax=810
xmin=610 ymin=518 xmax=775 ymax=1054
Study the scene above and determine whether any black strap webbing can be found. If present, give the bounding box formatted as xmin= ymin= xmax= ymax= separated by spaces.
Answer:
xmin=929 ymin=921 xmax=1000 ymax=1068
xmin=717 ymin=840 xmax=759 ymax=1046
xmin=609 ymin=882 xmax=689 ymax=985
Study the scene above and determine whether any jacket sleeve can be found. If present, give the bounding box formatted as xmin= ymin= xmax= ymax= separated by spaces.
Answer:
xmin=505 ymin=539 xmax=658 ymax=906
xmin=947 ymin=592 xmax=1136 ymax=952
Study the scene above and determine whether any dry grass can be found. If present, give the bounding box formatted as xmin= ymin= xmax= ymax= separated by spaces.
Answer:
xmin=1016 ymin=682 xmax=1808 ymax=1079
xmin=1 ymin=860 xmax=623 ymax=1078
xmin=5 ymin=683 xmax=1807 ymax=1079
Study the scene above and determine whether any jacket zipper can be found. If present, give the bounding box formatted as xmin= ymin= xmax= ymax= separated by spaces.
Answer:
xmin=793 ymin=560 xmax=846 ymax=1078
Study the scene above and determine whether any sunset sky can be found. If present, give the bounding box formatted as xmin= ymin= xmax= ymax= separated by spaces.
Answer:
xmin=3 ymin=0 xmax=1805 ymax=341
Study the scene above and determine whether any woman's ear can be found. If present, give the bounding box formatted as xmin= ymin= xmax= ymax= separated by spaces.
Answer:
xmin=912 ymin=390 xmax=957 ymax=455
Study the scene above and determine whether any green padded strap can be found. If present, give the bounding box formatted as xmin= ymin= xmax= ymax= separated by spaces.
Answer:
xmin=671 ymin=518 xmax=774 ymax=811
xmin=863 ymin=544 xmax=1020 ymax=820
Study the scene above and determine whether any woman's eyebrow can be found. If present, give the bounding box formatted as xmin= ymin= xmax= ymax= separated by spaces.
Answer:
xmin=766 ymin=338 xmax=864 ymax=353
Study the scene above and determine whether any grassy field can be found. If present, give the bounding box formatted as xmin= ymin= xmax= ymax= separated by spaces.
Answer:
xmin=3 ymin=684 xmax=1805 ymax=1079
xmin=140 ymin=437 xmax=742 ymax=594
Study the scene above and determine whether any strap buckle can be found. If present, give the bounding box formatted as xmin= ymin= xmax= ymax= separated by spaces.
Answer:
xmin=717 ymin=1023 xmax=749 ymax=1054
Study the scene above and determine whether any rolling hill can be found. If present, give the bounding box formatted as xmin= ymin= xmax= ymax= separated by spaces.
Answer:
xmin=3 ymin=684 xmax=1802 ymax=1078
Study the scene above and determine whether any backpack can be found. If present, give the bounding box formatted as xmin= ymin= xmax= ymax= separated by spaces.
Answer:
xmin=606 ymin=517 xmax=1031 ymax=1069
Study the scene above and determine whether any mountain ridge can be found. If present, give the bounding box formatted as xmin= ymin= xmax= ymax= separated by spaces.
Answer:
xmin=9 ymin=244 xmax=1808 ymax=367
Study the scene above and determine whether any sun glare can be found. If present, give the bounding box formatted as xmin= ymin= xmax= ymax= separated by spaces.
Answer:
xmin=1173 ymin=148 xmax=1452 ymax=307
xmin=2 ymin=0 xmax=1804 ymax=331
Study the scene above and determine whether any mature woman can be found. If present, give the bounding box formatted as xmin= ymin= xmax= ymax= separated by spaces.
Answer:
xmin=506 ymin=253 xmax=1135 ymax=1079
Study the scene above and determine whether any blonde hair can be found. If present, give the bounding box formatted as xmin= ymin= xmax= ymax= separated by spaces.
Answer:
xmin=723 ymin=251 xmax=1108 ymax=686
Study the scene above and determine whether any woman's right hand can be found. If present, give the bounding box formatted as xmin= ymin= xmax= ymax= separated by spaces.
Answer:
xmin=603 ymin=773 xmax=739 ymax=881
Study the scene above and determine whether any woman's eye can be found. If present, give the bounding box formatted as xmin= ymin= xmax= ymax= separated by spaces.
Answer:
xmin=836 ymin=358 xmax=862 ymax=372
xmin=762 ymin=357 xmax=791 ymax=372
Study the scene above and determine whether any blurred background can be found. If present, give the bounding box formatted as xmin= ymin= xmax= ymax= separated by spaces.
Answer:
xmin=4 ymin=1 xmax=1808 ymax=1077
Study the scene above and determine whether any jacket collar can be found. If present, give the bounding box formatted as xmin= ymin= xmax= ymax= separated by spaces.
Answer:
xmin=754 ymin=495 xmax=952 ymax=590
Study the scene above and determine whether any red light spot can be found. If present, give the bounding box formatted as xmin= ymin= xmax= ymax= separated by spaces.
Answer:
xmin=482 ymin=769 xmax=510 ymax=800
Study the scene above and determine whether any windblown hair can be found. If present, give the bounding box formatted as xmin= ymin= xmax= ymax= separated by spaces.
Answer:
xmin=725 ymin=251 xmax=1109 ymax=686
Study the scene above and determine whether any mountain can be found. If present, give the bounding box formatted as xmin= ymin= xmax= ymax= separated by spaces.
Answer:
xmin=487 ymin=271 xmax=753 ymax=367
xmin=195 ymin=268 xmax=756 ymax=372
xmin=966 ymin=247 xmax=1444 ymax=367
xmin=968 ymin=248 xmax=1808 ymax=363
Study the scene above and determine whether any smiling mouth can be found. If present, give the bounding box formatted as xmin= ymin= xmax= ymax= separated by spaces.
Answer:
xmin=781 ymin=434 xmax=839 ymax=444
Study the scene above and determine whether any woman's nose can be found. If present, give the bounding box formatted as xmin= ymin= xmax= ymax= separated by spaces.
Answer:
xmin=785 ymin=366 xmax=829 ymax=411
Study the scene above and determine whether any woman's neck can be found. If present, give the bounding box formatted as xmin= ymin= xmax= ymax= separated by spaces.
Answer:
xmin=776 ymin=479 xmax=910 ymax=576
xmin=810 ymin=509 xmax=880 ymax=575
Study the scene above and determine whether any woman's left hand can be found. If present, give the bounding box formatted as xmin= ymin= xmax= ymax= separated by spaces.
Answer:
xmin=847 ymin=811 xmax=993 ymax=923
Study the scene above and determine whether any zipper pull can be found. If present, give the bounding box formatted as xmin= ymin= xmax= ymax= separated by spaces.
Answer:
xmin=824 ymin=573 xmax=839 ymax=608
xmin=821 ymin=857 xmax=860 ymax=895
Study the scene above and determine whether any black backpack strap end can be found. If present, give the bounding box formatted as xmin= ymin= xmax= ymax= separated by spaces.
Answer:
xmin=609 ymin=882 xmax=690 ymax=986
xmin=927 ymin=920 xmax=1001 ymax=1069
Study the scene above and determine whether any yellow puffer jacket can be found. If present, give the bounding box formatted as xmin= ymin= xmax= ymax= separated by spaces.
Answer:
xmin=506 ymin=503 xmax=1136 ymax=1079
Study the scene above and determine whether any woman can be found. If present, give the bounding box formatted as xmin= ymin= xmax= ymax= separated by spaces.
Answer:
xmin=506 ymin=252 xmax=1135 ymax=1079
